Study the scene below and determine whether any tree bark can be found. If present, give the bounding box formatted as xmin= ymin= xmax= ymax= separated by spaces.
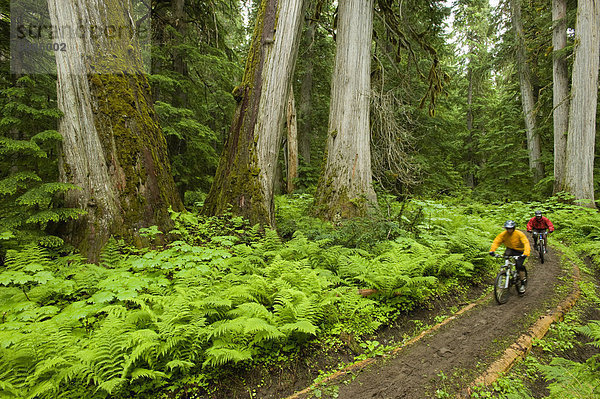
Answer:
xmin=48 ymin=0 xmax=183 ymax=261
xmin=314 ymin=0 xmax=377 ymax=219
xmin=511 ymin=0 xmax=544 ymax=183
xmin=286 ymin=88 xmax=298 ymax=193
xmin=564 ymin=0 xmax=599 ymax=207
xmin=298 ymin=15 xmax=317 ymax=165
xmin=552 ymin=0 xmax=569 ymax=193
xmin=202 ymin=0 xmax=305 ymax=226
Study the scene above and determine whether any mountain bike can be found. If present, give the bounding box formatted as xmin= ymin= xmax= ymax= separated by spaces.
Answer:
xmin=532 ymin=231 xmax=547 ymax=264
xmin=491 ymin=254 xmax=527 ymax=305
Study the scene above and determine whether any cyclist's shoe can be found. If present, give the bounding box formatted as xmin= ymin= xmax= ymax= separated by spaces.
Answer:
xmin=518 ymin=284 xmax=526 ymax=294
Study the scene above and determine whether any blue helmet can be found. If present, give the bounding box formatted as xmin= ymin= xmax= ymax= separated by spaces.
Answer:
xmin=504 ymin=220 xmax=517 ymax=229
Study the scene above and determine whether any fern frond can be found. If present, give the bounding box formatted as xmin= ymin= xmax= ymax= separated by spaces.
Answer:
xmin=538 ymin=357 xmax=599 ymax=398
xmin=208 ymin=318 xmax=246 ymax=340
xmin=99 ymin=237 xmax=124 ymax=268
xmin=260 ymin=228 xmax=282 ymax=252
xmin=0 ymin=379 xmax=22 ymax=397
xmin=165 ymin=359 xmax=195 ymax=372
xmin=96 ymin=377 xmax=127 ymax=395
xmin=202 ymin=342 xmax=252 ymax=367
xmin=129 ymin=368 xmax=167 ymax=382
xmin=577 ymin=321 xmax=600 ymax=349
xmin=228 ymin=302 xmax=273 ymax=321
xmin=279 ymin=320 xmax=318 ymax=335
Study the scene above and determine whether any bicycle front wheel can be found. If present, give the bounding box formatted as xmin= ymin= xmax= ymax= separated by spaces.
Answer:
xmin=494 ymin=271 xmax=510 ymax=304
xmin=539 ymin=243 xmax=545 ymax=263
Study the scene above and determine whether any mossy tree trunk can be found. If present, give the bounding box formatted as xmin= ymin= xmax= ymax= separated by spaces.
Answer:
xmin=511 ymin=0 xmax=544 ymax=183
xmin=48 ymin=0 xmax=183 ymax=261
xmin=564 ymin=0 xmax=599 ymax=207
xmin=314 ymin=0 xmax=377 ymax=220
xmin=202 ymin=0 xmax=305 ymax=226
xmin=552 ymin=0 xmax=569 ymax=194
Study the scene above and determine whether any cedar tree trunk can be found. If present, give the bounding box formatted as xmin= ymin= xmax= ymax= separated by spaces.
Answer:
xmin=552 ymin=0 xmax=569 ymax=193
xmin=511 ymin=0 xmax=544 ymax=183
xmin=564 ymin=0 xmax=599 ymax=207
xmin=48 ymin=0 xmax=183 ymax=261
xmin=202 ymin=0 xmax=305 ymax=226
xmin=314 ymin=0 xmax=377 ymax=219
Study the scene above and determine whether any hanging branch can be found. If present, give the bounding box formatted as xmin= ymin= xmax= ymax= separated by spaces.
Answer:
xmin=375 ymin=0 xmax=450 ymax=115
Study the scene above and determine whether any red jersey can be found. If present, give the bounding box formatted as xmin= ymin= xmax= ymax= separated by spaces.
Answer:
xmin=526 ymin=216 xmax=554 ymax=232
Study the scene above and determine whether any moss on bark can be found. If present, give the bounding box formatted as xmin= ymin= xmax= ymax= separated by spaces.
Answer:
xmin=59 ymin=0 xmax=183 ymax=261
xmin=202 ymin=0 xmax=276 ymax=227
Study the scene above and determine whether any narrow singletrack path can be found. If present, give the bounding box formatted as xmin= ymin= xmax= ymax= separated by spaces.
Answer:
xmin=291 ymin=236 xmax=574 ymax=399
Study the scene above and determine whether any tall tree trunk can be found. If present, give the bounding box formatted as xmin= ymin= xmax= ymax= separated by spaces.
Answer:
xmin=314 ymin=0 xmax=377 ymax=219
xmin=286 ymin=88 xmax=298 ymax=193
xmin=564 ymin=0 xmax=599 ymax=207
xmin=511 ymin=0 xmax=544 ymax=183
xmin=202 ymin=0 xmax=305 ymax=226
xmin=552 ymin=0 xmax=569 ymax=193
xmin=298 ymin=14 xmax=317 ymax=165
xmin=465 ymin=64 xmax=475 ymax=188
xmin=48 ymin=0 xmax=183 ymax=262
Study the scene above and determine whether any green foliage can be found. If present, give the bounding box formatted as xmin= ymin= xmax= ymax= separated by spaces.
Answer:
xmin=537 ymin=352 xmax=600 ymax=398
xmin=0 ymin=75 xmax=83 ymax=253
xmin=150 ymin=1 xmax=243 ymax=201
xmin=0 ymin=196 xmax=508 ymax=398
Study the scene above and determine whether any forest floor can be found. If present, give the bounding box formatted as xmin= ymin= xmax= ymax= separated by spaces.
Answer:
xmin=197 ymin=234 xmax=586 ymax=399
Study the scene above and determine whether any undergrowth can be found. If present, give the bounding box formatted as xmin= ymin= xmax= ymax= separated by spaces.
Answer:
xmin=0 ymin=193 xmax=597 ymax=398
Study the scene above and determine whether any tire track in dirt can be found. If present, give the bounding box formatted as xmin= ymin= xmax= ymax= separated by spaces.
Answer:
xmin=288 ymin=238 xmax=575 ymax=399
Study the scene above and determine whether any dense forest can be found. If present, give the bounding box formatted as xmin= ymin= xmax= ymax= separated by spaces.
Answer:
xmin=1 ymin=0 xmax=599 ymax=398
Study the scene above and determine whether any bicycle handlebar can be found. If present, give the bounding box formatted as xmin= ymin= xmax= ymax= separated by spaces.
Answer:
xmin=490 ymin=253 xmax=522 ymax=260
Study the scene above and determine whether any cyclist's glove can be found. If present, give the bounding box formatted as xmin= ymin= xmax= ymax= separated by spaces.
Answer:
xmin=489 ymin=251 xmax=496 ymax=257
xmin=519 ymin=254 xmax=527 ymax=259
xmin=527 ymin=230 xmax=532 ymax=234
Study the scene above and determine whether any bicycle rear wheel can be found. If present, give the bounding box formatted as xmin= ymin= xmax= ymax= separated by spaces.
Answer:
xmin=494 ymin=271 xmax=510 ymax=304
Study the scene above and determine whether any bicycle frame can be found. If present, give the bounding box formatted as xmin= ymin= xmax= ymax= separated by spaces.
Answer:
xmin=532 ymin=231 xmax=548 ymax=263
xmin=532 ymin=231 xmax=547 ymax=246
xmin=499 ymin=256 xmax=518 ymax=288
xmin=493 ymin=255 xmax=524 ymax=304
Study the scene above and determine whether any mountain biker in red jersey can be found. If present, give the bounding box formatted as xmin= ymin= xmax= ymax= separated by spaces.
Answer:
xmin=489 ymin=220 xmax=530 ymax=293
xmin=526 ymin=210 xmax=554 ymax=252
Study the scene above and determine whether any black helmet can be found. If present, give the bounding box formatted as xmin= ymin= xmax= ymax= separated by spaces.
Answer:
xmin=504 ymin=220 xmax=517 ymax=229
xmin=535 ymin=210 xmax=542 ymax=217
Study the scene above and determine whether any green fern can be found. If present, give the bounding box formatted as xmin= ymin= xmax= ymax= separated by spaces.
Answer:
xmin=538 ymin=357 xmax=599 ymax=399
xmin=578 ymin=321 xmax=600 ymax=349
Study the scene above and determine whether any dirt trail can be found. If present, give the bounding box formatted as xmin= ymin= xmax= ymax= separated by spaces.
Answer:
xmin=292 ymin=236 xmax=572 ymax=399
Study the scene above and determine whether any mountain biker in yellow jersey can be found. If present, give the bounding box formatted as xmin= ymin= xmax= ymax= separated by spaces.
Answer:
xmin=489 ymin=220 xmax=531 ymax=293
